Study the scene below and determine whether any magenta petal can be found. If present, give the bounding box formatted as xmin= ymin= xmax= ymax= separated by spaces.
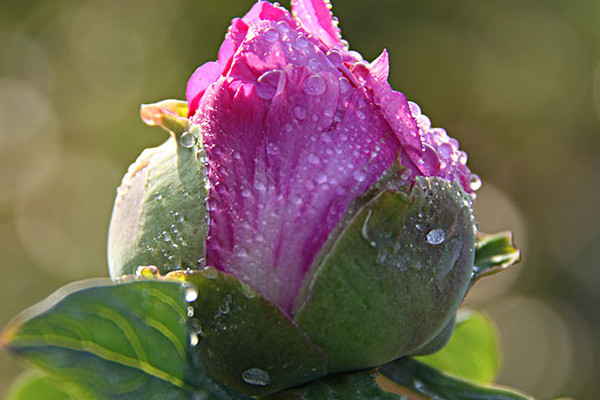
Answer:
xmin=186 ymin=61 xmax=223 ymax=117
xmin=292 ymin=0 xmax=343 ymax=49
xmin=198 ymin=61 xmax=398 ymax=313
xmin=364 ymin=50 xmax=425 ymax=172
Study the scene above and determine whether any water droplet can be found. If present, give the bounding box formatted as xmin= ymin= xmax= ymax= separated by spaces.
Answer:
xmin=135 ymin=265 xmax=159 ymax=278
xmin=276 ymin=21 xmax=290 ymax=33
xmin=470 ymin=174 xmax=482 ymax=191
xmin=240 ymin=283 xmax=255 ymax=299
xmin=295 ymin=36 xmax=309 ymax=48
xmin=266 ymin=143 xmax=279 ymax=155
xmin=417 ymin=115 xmax=431 ymax=130
xmin=293 ymin=106 xmax=307 ymax=120
xmin=315 ymin=172 xmax=328 ymax=184
xmin=184 ymin=284 xmax=198 ymax=302
xmin=327 ymin=49 xmax=343 ymax=65
xmin=174 ymin=211 xmax=185 ymax=223
xmin=256 ymin=69 xmax=285 ymax=100
xmin=338 ymin=76 xmax=351 ymax=93
xmin=355 ymin=107 xmax=366 ymax=120
xmin=241 ymin=187 xmax=251 ymax=197
xmin=352 ymin=169 xmax=367 ymax=182
xmin=361 ymin=210 xmax=376 ymax=247
xmin=242 ymin=368 xmax=271 ymax=386
xmin=254 ymin=180 xmax=266 ymax=192
xmin=308 ymin=57 xmax=321 ymax=71
xmin=308 ymin=153 xmax=320 ymax=164
xmin=162 ymin=231 xmax=172 ymax=242
xmin=408 ymin=101 xmax=421 ymax=117
xmin=180 ymin=131 xmax=197 ymax=148
xmin=202 ymin=266 xmax=218 ymax=279
xmin=187 ymin=306 xmax=195 ymax=318
xmin=190 ymin=332 xmax=200 ymax=346
xmin=426 ymin=228 xmax=446 ymax=245
xmin=264 ymin=28 xmax=279 ymax=42
xmin=219 ymin=294 xmax=232 ymax=315
xmin=303 ymin=75 xmax=327 ymax=96
xmin=438 ymin=142 xmax=453 ymax=160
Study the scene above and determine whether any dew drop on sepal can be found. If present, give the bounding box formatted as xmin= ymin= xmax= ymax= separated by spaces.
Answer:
xmin=242 ymin=368 xmax=271 ymax=386
xmin=426 ymin=228 xmax=446 ymax=245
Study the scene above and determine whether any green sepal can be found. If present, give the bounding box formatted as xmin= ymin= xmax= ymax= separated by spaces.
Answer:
xmin=471 ymin=231 xmax=520 ymax=285
xmin=140 ymin=99 xmax=189 ymax=135
xmin=107 ymin=135 xmax=208 ymax=277
xmin=294 ymin=177 xmax=476 ymax=372
xmin=261 ymin=369 xmax=406 ymax=400
xmin=416 ymin=309 xmax=499 ymax=384
xmin=0 ymin=278 xmax=248 ymax=400
xmin=380 ymin=358 xmax=535 ymax=400
xmin=168 ymin=268 xmax=327 ymax=396
xmin=410 ymin=316 xmax=456 ymax=356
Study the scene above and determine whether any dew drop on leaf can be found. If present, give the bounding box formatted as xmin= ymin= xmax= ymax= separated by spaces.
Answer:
xmin=184 ymin=284 xmax=198 ymax=302
xmin=180 ymin=131 xmax=197 ymax=148
xmin=242 ymin=368 xmax=271 ymax=386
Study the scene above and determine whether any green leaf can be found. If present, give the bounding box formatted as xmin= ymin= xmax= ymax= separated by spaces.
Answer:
xmin=471 ymin=231 xmax=520 ymax=285
xmin=295 ymin=177 xmax=476 ymax=372
xmin=262 ymin=369 xmax=406 ymax=400
xmin=168 ymin=268 xmax=327 ymax=396
xmin=380 ymin=358 xmax=535 ymax=400
xmin=5 ymin=371 xmax=76 ymax=400
xmin=107 ymin=135 xmax=208 ymax=277
xmin=416 ymin=310 xmax=499 ymax=384
xmin=1 ymin=278 xmax=248 ymax=400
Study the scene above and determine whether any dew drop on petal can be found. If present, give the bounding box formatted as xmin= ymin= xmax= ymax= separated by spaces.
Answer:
xmin=256 ymin=69 xmax=285 ymax=100
xmin=408 ymin=101 xmax=421 ymax=117
xmin=295 ymin=36 xmax=309 ymax=48
xmin=327 ymin=49 xmax=343 ymax=65
xmin=242 ymin=368 xmax=271 ymax=386
xmin=187 ymin=306 xmax=195 ymax=318
xmin=293 ymin=106 xmax=307 ymax=120
xmin=315 ymin=172 xmax=328 ymax=184
xmin=338 ymin=76 xmax=351 ymax=93
xmin=470 ymin=174 xmax=482 ymax=191
xmin=308 ymin=153 xmax=320 ymax=164
xmin=254 ymin=180 xmax=266 ymax=192
xmin=426 ymin=228 xmax=446 ymax=245
xmin=264 ymin=28 xmax=279 ymax=42
xmin=308 ymin=58 xmax=321 ymax=71
xmin=180 ymin=131 xmax=196 ymax=148
xmin=355 ymin=107 xmax=366 ymax=120
xmin=276 ymin=21 xmax=290 ymax=33
xmin=438 ymin=142 xmax=453 ymax=160
xmin=352 ymin=169 xmax=367 ymax=182
xmin=266 ymin=143 xmax=279 ymax=155
xmin=303 ymin=75 xmax=327 ymax=96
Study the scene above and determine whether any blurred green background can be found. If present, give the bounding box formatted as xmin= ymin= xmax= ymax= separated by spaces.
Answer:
xmin=0 ymin=0 xmax=598 ymax=399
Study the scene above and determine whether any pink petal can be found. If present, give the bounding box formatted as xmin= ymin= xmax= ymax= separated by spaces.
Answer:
xmin=186 ymin=61 xmax=223 ymax=118
xmin=291 ymin=0 xmax=343 ymax=49
xmin=196 ymin=49 xmax=398 ymax=313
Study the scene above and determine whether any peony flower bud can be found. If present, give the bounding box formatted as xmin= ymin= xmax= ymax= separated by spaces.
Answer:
xmin=108 ymin=0 xmax=479 ymax=390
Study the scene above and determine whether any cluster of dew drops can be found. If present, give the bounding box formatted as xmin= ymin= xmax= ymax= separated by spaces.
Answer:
xmin=178 ymin=267 xmax=273 ymax=387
